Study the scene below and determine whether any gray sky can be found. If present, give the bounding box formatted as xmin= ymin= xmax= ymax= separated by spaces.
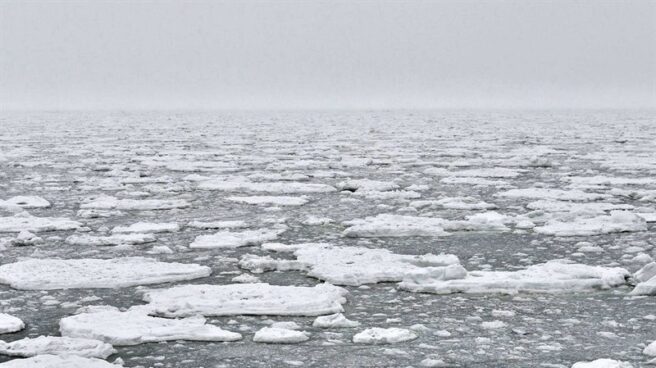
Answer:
xmin=1 ymin=0 xmax=654 ymax=110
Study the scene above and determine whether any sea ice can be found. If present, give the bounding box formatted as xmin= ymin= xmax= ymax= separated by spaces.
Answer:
xmin=80 ymin=195 xmax=191 ymax=210
xmin=253 ymin=327 xmax=309 ymax=344
xmin=65 ymin=233 xmax=156 ymax=246
xmin=0 ymin=354 xmax=121 ymax=368
xmin=534 ymin=211 xmax=647 ymax=236
xmin=0 ymin=257 xmax=210 ymax=290
xmin=0 ymin=215 xmax=81 ymax=233
xmin=0 ymin=314 xmax=24 ymax=334
xmin=142 ymin=283 xmax=348 ymax=317
xmin=313 ymin=313 xmax=360 ymax=328
xmin=227 ymin=196 xmax=309 ymax=206
xmin=400 ymin=260 xmax=629 ymax=294
xmin=189 ymin=228 xmax=284 ymax=249
xmin=0 ymin=336 xmax=116 ymax=358
xmin=60 ymin=306 xmax=241 ymax=345
xmin=111 ymin=222 xmax=180 ymax=233
xmin=0 ymin=196 xmax=50 ymax=209
xmin=352 ymin=328 xmax=418 ymax=344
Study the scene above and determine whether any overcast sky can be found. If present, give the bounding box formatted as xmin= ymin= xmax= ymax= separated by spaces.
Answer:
xmin=1 ymin=0 xmax=654 ymax=110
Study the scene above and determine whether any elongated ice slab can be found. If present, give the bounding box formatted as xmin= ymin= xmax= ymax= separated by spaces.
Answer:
xmin=66 ymin=233 xmax=156 ymax=246
xmin=0 ymin=336 xmax=116 ymax=358
xmin=197 ymin=179 xmax=336 ymax=193
xmin=253 ymin=327 xmax=309 ymax=344
xmin=0 ymin=196 xmax=50 ymax=209
xmin=352 ymin=328 xmax=418 ymax=344
xmin=571 ymin=359 xmax=633 ymax=368
xmin=343 ymin=214 xmax=450 ymax=237
xmin=0 ymin=354 xmax=121 ymax=368
xmin=190 ymin=228 xmax=284 ymax=249
xmin=227 ymin=196 xmax=309 ymax=206
xmin=111 ymin=222 xmax=180 ymax=233
xmin=142 ymin=283 xmax=348 ymax=317
xmin=534 ymin=211 xmax=647 ymax=236
xmin=80 ymin=195 xmax=190 ymax=210
xmin=0 ymin=257 xmax=211 ymax=290
xmin=60 ymin=306 xmax=241 ymax=346
xmin=0 ymin=215 xmax=81 ymax=233
xmin=399 ymin=260 xmax=629 ymax=295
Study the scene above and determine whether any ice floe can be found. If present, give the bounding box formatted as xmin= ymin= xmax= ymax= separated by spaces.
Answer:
xmin=0 ymin=196 xmax=50 ymax=209
xmin=0 ymin=314 xmax=25 ymax=334
xmin=571 ymin=359 xmax=633 ymax=368
xmin=253 ymin=327 xmax=309 ymax=344
xmin=313 ymin=313 xmax=360 ymax=328
xmin=0 ymin=215 xmax=81 ymax=233
xmin=399 ymin=260 xmax=630 ymax=294
xmin=65 ymin=233 xmax=156 ymax=246
xmin=80 ymin=195 xmax=191 ymax=210
xmin=496 ymin=188 xmax=611 ymax=201
xmin=0 ymin=336 xmax=115 ymax=358
xmin=0 ymin=257 xmax=210 ymax=290
xmin=111 ymin=222 xmax=180 ymax=233
xmin=0 ymin=354 xmax=121 ymax=368
xmin=227 ymin=196 xmax=309 ymax=206
xmin=352 ymin=328 xmax=418 ymax=344
xmin=534 ymin=211 xmax=647 ymax=236
xmin=60 ymin=306 xmax=241 ymax=345
xmin=142 ymin=283 xmax=348 ymax=317
xmin=197 ymin=178 xmax=336 ymax=193
xmin=189 ymin=228 xmax=284 ymax=249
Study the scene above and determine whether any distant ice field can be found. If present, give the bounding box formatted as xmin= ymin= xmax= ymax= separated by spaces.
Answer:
xmin=0 ymin=111 xmax=655 ymax=367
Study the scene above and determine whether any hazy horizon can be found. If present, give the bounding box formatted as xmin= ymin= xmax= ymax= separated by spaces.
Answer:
xmin=1 ymin=0 xmax=654 ymax=110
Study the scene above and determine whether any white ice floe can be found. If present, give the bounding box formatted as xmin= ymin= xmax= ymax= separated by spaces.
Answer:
xmin=410 ymin=197 xmax=497 ymax=210
xmin=0 ymin=215 xmax=81 ymax=233
xmin=352 ymin=328 xmax=418 ymax=344
xmin=0 ymin=196 xmax=50 ymax=209
xmin=66 ymin=233 xmax=156 ymax=246
xmin=76 ymin=209 xmax=124 ymax=219
xmin=80 ymin=195 xmax=191 ymax=210
xmin=534 ymin=211 xmax=647 ymax=236
xmin=301 ymin=216 xmax=334 ymax=225
xmin=343 ymin=214 xmax=450 ymax=237
xmin=0 ymin=354 xmax=121 ymax=368
xmin=60 ymin=306 xmax=241 ymax=345
xmin=187 ymin=220 xmax=248 ymax=229
xmin=571 ymin=359 xmax=633 ymax=368
xmin=636 ymin=212 xmax=656 ymax=222
xmin=0 ymin=257 xmax=210 ymax=290
xmin=142 ymin=283 xmax=348 ymax=317
xmin=197 ymin=178 xmax=336 ymax=193
xmin=292 ymin=244 xmax=461 ymax=286
xmin=440 ymin=177 xmax=509 ymax=186
xmin=227 ymin=196 xmax=309 ymax=206
xmin=0 ymin=314 xmax=25 ymax=334
xmin=337 ymin=179 xmax=399 ymax=192
xmin=644 ymin=340 xmax=656 ymax=357
xmin=450 ymin=168 xmax=521 ymax=178
xmin=562 ymin=175 xmax=656 ymax=186
xmin=526 ymin=200 xmax=634 ymax=214
xmin=629 ymin=263 xmax=656 ymax=296
xmin=11 ymin=230 xmax=43 ymax=246
xmin=496 ymin=188 xmax=611 ymax=201
xmin=253 ymin=327 xmax=309 ymax=344
xmin=352 ymin=190 xmax=421 ymax=200
xmin=342 ymin=213 xmax=511 ymax=238
xmin=189 ymin=228 xmax=284 ymax=249
xmin=111 ymin=222 xmax=180 ymax=233
xmin=0 ymin=336 xmax=116 ymax=358
xmin=399 ymin=260 xmax=629 ymax=295
xmin=313 ymin=313 xmax=360 ymax=328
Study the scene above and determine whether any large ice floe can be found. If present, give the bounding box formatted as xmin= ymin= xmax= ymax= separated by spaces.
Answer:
xmin=399 ymin=260 xmax=630 ymax=294
xmin=352 ymin=328 xmax=418 ymax=344
xmin=80 ymin=195 xmax=191 ymax=210
xmin=0 ymin=354 xmax=121 ymax=368
xmin=60 ymin=306 xmax=241 ymax=345
xmin=496 ymin=188 xmax=611 ymax=201
xmin=0 ymin=336 xmax=116 ymax=358
xmin=0 ymin=257 xmax=210 ymax=290
xmin=141 ymin=283 xmax=348 ymax=317
xmin=226 ymin=196 xmax=309 ymax=206
xmin=253 ymin=327 xmax=310 ymax=344
xmin=189 ymin=228 xmax=285 ymax=249
xmin=65 ymin=233 xmax=156 ymax=246
xmin=197 ymin=178 xmax=336 ymax=193
xmin=342 ymin=212 xmax=511 ymax=238
xmin=239 ymin=244 xmax=461 ymax=286
xmin=570 ymin=359 xmax=633 ymax=368
xmin=0 ymin=314 xmax=24 ymax=334
xmin=111 ymin=222 xmax=180 ymax=233
xmin=0 ymin=215 xmax=81 ymax=233
xmin=0 ymin=196 xmax=51 ymax=209
xmin=533 ymin=211 xmax=647 ymax=237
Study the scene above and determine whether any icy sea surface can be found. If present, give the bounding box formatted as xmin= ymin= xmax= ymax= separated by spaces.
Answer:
xmin=0 ymin=111 xmax=655 ymax=367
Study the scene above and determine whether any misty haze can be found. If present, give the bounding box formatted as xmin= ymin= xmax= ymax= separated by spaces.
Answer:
xmin=0 ymin=1 xmax=655 ymax=368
